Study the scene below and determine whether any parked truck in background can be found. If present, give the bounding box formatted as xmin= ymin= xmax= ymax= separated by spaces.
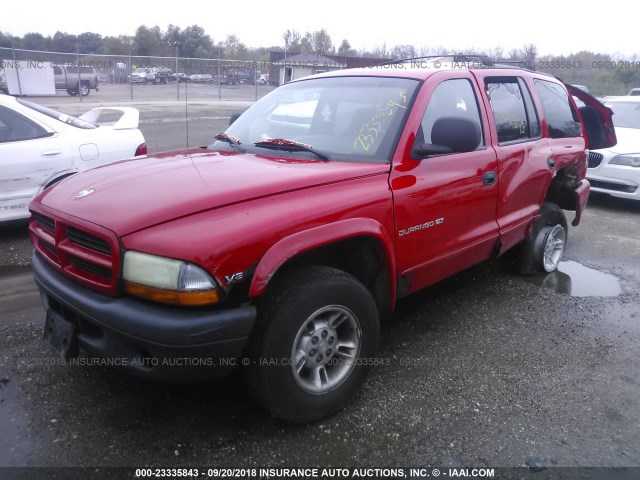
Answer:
xmin=53 ymin=65 xmax=99 ymax=96
xmin=129 ymin=67 xmax=172 ymax=84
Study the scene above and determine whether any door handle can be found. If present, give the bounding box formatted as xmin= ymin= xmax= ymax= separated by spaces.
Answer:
xmin=41 ymin=150 xmax=61 ymax=157
xmin=482 ymin=171 xmax=497 ymax=186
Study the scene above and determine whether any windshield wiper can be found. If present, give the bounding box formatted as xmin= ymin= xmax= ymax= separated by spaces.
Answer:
xmin=214 ymin=132 xmax=246 ymax=152
xmin=254 ymin=138 xmax=331 ymax=160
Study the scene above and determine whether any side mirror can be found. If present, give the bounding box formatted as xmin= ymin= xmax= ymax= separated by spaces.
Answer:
xmin=413 ymin=143 xmax=454 ymax=156
xmin=413 ymin=117 xmax=481 ymax=159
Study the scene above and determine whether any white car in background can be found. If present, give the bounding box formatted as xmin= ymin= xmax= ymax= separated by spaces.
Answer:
xmin=587 ymin=96 xmax=640 ymax=201
xmin=0 ymin=95 xmax=147 ymax=222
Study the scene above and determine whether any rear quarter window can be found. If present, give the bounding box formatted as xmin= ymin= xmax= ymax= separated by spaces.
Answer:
xmin=534 ymin=80 xmax=582 ymax=138
xmin=485 ymin=77 xmax=538 ymax=144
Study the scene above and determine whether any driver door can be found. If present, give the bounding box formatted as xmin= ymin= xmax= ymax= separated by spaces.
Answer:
xmin=391 ymin=72 xmax=500 ymax=295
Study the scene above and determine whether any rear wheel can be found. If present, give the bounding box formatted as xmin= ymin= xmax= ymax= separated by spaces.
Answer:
xmin=515 ymin=202 xmax=567 ymax=275
xmin=66 ymin=88 xmax=78 ymax=96
xmin=243 ymin=266 xmax=379 ymax=423
xmin=78 ymin=82 xmax=90 ymax=96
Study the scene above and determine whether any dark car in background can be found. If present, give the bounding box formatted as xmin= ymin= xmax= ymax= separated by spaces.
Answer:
xmin=170 ymin=73 xmax=191 ymax=83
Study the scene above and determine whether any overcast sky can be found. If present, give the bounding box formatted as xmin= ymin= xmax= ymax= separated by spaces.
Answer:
xmin=2 ymin=0 xmax=638 ymax=57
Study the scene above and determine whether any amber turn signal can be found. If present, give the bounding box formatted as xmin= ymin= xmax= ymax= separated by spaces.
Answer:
xmin=124 ymin=281 xmax=221 ymax=306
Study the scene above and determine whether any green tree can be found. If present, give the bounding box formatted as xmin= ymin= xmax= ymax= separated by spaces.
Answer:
xmin=311 ymin=29 xmax=333 ymax=55
xmin=103 ymin=35 xmax=131 ymax=56
xmin=51 ymin=31 xmax=78 ymax=53
xmin=22 ymin=33 xmax=50 ymax=51
xmin=337 ymin=39 xmax=356 ymax=56
xmin=133 ymin=26 xmax=158 ymax=56
xmin=300 ymin=32 xmax=313 ymax=54
xmin=78 ymin=32 xmax=103 ymax=54
xmin=0 ymin=32 xmax=14 ymax=48
xmin=182 ymin=25 xmax=214 ymax=58
xmin=223 ymin=34 xmax=248 ymax=60
xmin=164 ymin=24 xmax=182 ymax=55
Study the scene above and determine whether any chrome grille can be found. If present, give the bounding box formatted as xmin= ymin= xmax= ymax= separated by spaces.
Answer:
xmin=588 ymin=152 xmax=604 ymax=168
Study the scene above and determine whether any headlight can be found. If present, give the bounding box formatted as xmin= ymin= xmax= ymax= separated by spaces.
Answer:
xmin=609 ymin=154 xmax=640 ymax=167
xmin=123 ymin=251 xmax=221 ymax=306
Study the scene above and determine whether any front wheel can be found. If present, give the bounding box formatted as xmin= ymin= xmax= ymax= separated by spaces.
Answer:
xmin=243 ymin=266 xmax=379 ymax=423
xmin=515 ymin=202 xmax=567 ymax=275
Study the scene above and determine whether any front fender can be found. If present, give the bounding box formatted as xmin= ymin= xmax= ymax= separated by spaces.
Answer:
xmin=249 ymin=218 xmax=396 ymax=303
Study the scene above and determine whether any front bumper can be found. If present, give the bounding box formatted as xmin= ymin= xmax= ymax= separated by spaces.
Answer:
xmin=32 ymin=252 xmax=256 ymax=382
xmin=587 ymin=164 xmax=640 ymax=200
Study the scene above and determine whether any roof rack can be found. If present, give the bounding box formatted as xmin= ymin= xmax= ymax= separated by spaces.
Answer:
xmin=376 ymin=54 xmax=494 ymax=67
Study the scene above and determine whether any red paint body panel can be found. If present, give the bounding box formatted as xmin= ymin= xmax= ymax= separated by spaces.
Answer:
xmin=37 ymin=149 xmax=389 ymax=236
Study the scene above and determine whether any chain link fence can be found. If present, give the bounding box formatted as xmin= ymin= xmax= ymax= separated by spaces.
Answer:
xmin=0 ymin=45 xmax=275 ymax=102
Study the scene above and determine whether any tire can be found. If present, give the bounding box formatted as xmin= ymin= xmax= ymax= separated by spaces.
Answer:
xmin=243 ymin=266 xmax=380 ymax=423
xmin=143 ymin=78 xmax=148 ymax=85
xmin=67 ymin=88 xmax=78 ymax=96
xmin=515 ymin=202 xmax=567 ymax=275
xmin=78 ymin=82 xmax=90 ymax=96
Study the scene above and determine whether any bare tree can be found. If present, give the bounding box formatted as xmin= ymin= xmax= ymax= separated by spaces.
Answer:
xmin=390 ymin=44 xmax=417 ymax=60
xmin=371 ymin=43 xmax=389 ymax=58
xmin=283 ymin=29 xmax=301 ymax=54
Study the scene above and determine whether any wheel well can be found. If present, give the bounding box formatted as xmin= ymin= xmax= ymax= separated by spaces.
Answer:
xmin=545 ymin=164 xmax=580 ymax=211
xmin=263 ymin=237 xmax=392 ymax=320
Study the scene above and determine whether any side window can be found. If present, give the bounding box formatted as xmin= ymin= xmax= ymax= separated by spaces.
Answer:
xmin=518 ymin=78 xmax=540 ymax=138
xmin=485 ymin=77 xmax=532 ymax=144
xmin=0 ymin=106 xmax=49 ymax=143
xmin=420 ymin=78 xmax=484 ymax=148
xmin=534 ymin=80 xmax=582 ymax=138
xmin=53 ymin=66 xmax=62 ymax=75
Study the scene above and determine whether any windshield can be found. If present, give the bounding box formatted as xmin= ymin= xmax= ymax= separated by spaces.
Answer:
xmin=211 ymin=76 xmax=419 ymax=163
xmin=607 ymin=101 xmax=640 ymax=129
xmin=17 ymin=98 xmax=98 ymax=129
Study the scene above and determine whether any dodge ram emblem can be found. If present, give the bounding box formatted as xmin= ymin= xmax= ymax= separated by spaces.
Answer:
xmin=75 ymin=188 xmax=95 ymax=198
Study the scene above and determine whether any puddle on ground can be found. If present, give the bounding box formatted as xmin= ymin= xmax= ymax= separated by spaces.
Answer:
xmin=526 ymin=260 xmax=622 ymax=297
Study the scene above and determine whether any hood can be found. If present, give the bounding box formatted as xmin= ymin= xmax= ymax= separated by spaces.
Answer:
xmin=36 ymin=149 xmax=389 ymax=236
xmin=605 ymin=127 xmax=640 ymax=154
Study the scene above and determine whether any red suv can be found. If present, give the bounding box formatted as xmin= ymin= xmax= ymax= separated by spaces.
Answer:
xmin=30 ymin=56 xmax=615 ymax=422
